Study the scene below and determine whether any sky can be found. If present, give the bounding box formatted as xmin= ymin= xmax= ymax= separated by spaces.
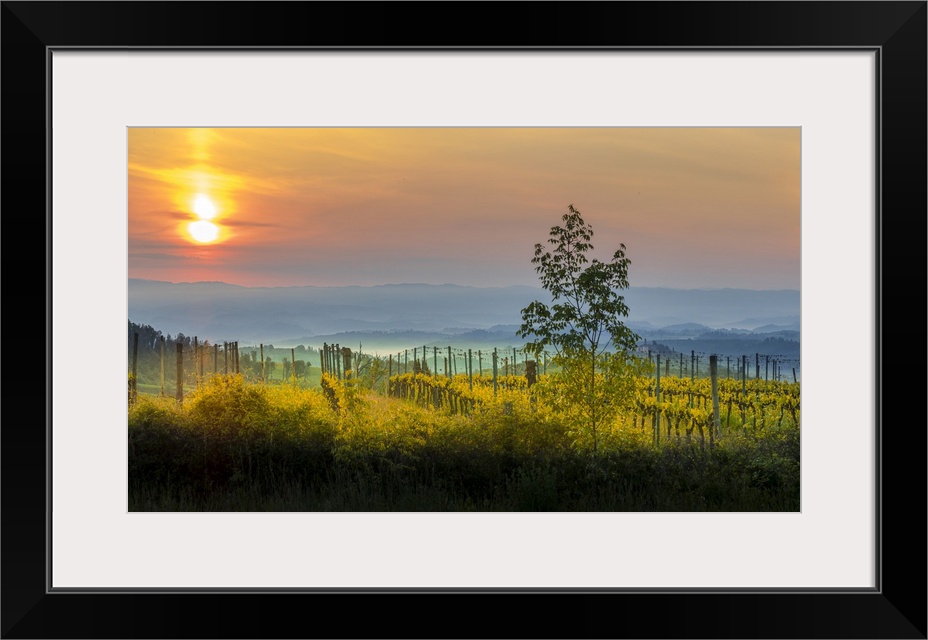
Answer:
xmin=128 ymin=127 xmax=800 ymax=290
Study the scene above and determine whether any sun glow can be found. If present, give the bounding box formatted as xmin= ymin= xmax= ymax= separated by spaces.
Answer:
xmin=192 ymin=194 xmax=217 ymax=220
xmin=188 ymin=220 xmax=219 ymax=243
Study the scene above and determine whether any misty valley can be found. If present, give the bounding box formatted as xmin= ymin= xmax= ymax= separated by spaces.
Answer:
xmin=128 ymin=281 xmax=800 ymax=512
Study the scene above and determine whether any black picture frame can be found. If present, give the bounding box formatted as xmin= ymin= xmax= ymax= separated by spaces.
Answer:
xmin=3 ymin=2 xmax=924 ymax=638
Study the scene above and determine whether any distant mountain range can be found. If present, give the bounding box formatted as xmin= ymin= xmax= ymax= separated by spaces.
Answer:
xmin=128 ymin=279 xmax=800 ymax=349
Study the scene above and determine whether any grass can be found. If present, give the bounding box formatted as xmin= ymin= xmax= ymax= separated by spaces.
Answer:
xmin=128 ymin=375 xmax=799 ymax=512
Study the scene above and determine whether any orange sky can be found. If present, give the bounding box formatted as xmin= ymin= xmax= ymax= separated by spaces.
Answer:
xmin=128 ymin=127 xmax=800 ymax=289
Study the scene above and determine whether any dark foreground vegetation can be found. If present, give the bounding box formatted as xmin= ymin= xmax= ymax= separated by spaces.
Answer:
xmin=129 ymin=375 xmax=799 ymax=512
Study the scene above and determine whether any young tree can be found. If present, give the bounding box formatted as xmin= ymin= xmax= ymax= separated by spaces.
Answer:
xmin=518 ymin=204 xmax=644 ymax=452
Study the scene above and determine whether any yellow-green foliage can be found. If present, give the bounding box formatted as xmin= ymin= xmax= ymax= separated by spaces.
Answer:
xmin=130 ymin=372 xmax=800 ymax=511
xmin=529 ymin=350 xmax=650 ymax=452
xmin=334 ymin=397 xmax=432 ymax=473
xmin=128 ymin=393 xmax=186 ymax=429
xmin=182 ymin=373 xmax=338 ymax=436
xmin=184 ymin=374 xmax=274 ymax=436
xmin=129 ymin=375 xmax=340 ymax=491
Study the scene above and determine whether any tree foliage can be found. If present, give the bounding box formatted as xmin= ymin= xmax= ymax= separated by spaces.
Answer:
xmin=518 ymin=205 xmax=643 ymax=452
xmin=518 ymin=204 xmax=638 ymax=359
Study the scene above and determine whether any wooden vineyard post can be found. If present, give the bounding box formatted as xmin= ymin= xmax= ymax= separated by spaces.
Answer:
xmin=200 ymin=341 xmax=207 ymax=381
xmin=235 ymin=342 xmax=240 ymax=374
xmin=130 ymin=332 xmax=139 ymax=404
xmin=513 ymin=348 xmax=518 ymax=374
xmin=525 ymin=360 xmax=537 ymax=386
xmin=742 ymin=355 xmax=747 ymax=395
xmin=765 ymin=355 xmax=769 ymax=381
xmin=492 ymin=348 xmax=498 ymax=396
xmin=447 ymin=346 xmax=452 ymax=378
xmin=213 ymin=344 xmax=218 ymax=375
xmin=526 ymin=359 xmax=537 ymax=413
xmin=260 ymin=344 xmax=266 ymax=382
xmin=197 ymin=337 xmax=204 ymax=384
xmin=755 ymin=353 xmax=760 ymax=380
xmin=175 ymin=342 xmax=184 ymax=403
xmin=793 ymin=367 xmax=797 ymax=383
xmin=478 ymin=350 xmax=482 ymax=376
xmin=433 ymin=347 xmax=438 ymax=377
xmin=193 ymin=337 xmax=199 ymax=388
xmin=335 ymin=344 xmax=341 ymax=380
xmin=666 ymin=357 xmax=670 ymax=377
xmin=413 ymin=348 xmax=418 ymax=373
xmin=468 ymin=349 xmax=473 ymax=392
xmin=726 ymin=356 xmax=731 ymax=379
xmin=223 ymin=342 xmax=229 ymax=375
xmin=654 ymin=354 xmax=661 ymax=445
xmin=386 ymin=354 xmax=395 ymax=396
xmin=342 ymin=347 xmax=352 ymax=381
xmin=543 ymin=352 xmax=547 ymax=375
xmin=160 ymin=335 xmax=165 ymax=396
xmin=319 ymin=346 xmax=325 ymax=377
xmin=292 ymin=348 xmax=297 ymax=385
xmin=680 ymin=353 xmax=684 ymax=378
xmin=710 ymin=355 xmax=721 ymax=442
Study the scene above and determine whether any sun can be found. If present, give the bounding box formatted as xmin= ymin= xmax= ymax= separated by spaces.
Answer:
xmin=186 ymin=193 xmax=223 ymax=243
xmin=188 ymin=220 xmax=219 ymax=243
xmin=192 ymin=194 xmax=217 ymax=220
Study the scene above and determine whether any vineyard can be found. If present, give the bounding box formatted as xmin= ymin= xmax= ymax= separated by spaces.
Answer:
xmin=360 ymin=371 xmax=800 ymax=448
xmin=129 ymin=329 xmax=799 ymax=444
xmin=128 ymin=334 xmax=800 ymax=512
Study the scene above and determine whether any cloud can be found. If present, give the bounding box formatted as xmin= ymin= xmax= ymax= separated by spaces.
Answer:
xmin=128 ymin=128 xmax=800 ymax=290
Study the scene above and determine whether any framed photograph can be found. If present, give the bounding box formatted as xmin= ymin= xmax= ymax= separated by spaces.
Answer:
xmin=4 ymin=2 xmax=924 ymax=638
